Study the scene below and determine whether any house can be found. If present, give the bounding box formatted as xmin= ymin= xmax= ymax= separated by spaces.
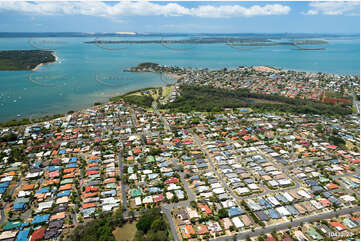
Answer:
xmin=179 ymin=225 xmax=195 ymax=239
xmin=30 ymin=227 xmax=46 ymax=241
xmin=2 ymin=221 xmax=22 ymax=231
xmin=177 ymin=209 xmax=189 ymax=221
xmin=228 ymin=207 xmax=244 ymax=217
xmin=130 ymin=188 xmax=141 ymax=197
xmin=165 ymin=177 xmax=179 ymax=184
xmin=343 ymin=218 xmax=358 ymax=229
xmin=293 ymin=230 xmax=308 ymax=241
xmin=222 ymin=218 xmax=233 ymax=230
xmin=306 ymin=227 xmax=323 ymax=240
xmin=329 ymin=221 xmax=346 ymax=231
xmin=175 ymin=190 xmax=185 ymax=199
xmin=196 ymin=224 xmax=209 ymax=235
xmin=186 ymin=207 xmax=200 ymax=219
xmin=207 ymin=221 xmax=222 ymax=233
xmin=0 ymin=230 xmax=18 ymax=241
xmin=198 ymin=204 xmax=212 ymax=215
xmin=16 ymin=229 xmax=30 ymax=241
xmin=255 ymin=211 xmax=270 ymax=221
xmin=32 ymin=214 xmax=50 ymax=224
xmin=240 ymin=215 xmax=253 ymax=227
xmin=231 ymin=217 xmax=244 ymax=228
xmin=153 ymin=193 xmax=164 ymax=203
xmin=135 ymin=197 xmax=142 ymax=206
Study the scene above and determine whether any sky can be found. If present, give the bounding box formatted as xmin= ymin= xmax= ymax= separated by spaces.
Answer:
xmin=0 ymin=1 xmax=359 ymax=33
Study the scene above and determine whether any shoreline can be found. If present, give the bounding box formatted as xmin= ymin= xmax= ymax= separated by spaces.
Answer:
xmin=0 ymin=65 xmax=356 ymax=126
xmin=0 ymin=80 xmax=176 ymax=126
xmin=32 ymin=53 xmax=58 ymax=71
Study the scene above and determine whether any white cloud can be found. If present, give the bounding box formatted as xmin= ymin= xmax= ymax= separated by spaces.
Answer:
xmin=0 ymin=1 xmax=291 ymax=18
xmin=303 ymin=9 xmax=319 ymax=15
xmin=303 ymin=1 xmax=360 ymax=16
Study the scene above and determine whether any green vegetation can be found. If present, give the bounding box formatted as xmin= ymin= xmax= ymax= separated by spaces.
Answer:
xmin=162 ymin=85 xmax=352 ymax=116
xmin=134 ymin=208 xmax=171 ymax=241
xmin=0 ymin=50 xmax=56 ymax=71
xmin=329 ymin=136 xmax=346 ymax=146
xmin=0 ymin=133 xmax=18 ymax=143
xmin=0 ymin=113 xmax=64 ymax=127
xmin=69 ymin=209 xmax=124 ymax=241
xmin=217 ymin=208 xmax=228 ymax=218
xmin=137 ymin=62 xmax=160 ymax=69
xmin=123 ymin=95 xmax=154 ymax=108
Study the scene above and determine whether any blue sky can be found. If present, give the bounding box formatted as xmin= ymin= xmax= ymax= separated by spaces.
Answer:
xmin=0 ymin=1 xmax=359 ymax=33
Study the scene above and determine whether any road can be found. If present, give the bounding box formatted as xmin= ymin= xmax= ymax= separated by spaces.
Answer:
xmin=151 ymin=99 xmax=193 ymax=241
xmin=159 ymin=158 xmax=197 ymax=241
xmin=212 ymin=206 xmax=360 ymax=241
xmin=0 ymin=179 xmax=23 ymax=224
xmin=161 ymin=206 xmax=180 ymax=241
xmin=352 ymin=91 xmax=360 ymax=114
xmin=191 ymin=133 xmax=293 ymax=200
xmin=191 ymin=132 xmax=244 ymax=201
xmin=152 ymin=101 xmax=171 ymax=131
xmin=119 ymin=150 xmax=129 ymax=218
xmin=334 ymin=170 xmax=360 ymax=178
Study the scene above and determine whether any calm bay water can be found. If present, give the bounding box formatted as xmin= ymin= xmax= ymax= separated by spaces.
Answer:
xmin=0 ymin=36 xmax=359 ymax=122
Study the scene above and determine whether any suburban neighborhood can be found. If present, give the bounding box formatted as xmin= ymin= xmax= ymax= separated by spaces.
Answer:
xmin=0 ymin=65 xmax=359 ymax=241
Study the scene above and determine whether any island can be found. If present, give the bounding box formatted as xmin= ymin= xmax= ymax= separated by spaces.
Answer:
xmin=0 ymin=50 xmax=57 ymax=71
xmin=85 ymin=37 xmax=328 ymax=48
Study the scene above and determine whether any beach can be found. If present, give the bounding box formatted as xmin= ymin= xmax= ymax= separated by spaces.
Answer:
xmin=32 ymin=53 xmax=58 ymax=71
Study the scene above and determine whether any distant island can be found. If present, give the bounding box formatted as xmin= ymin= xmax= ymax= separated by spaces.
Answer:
xmin=85 ymin=37 xmax=328 ymax=47
xmin=0 ymin=50 xmax=57 ymax=71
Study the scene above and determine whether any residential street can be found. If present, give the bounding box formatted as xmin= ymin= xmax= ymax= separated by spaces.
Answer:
xmin=213 ymin=206 xmax=360 ymax=241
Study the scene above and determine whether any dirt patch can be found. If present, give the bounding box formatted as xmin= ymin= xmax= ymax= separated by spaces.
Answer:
xmin=112 ymin=221 xmax=137 ymax=241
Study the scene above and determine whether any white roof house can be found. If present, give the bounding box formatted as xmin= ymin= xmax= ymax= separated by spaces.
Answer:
xmin=267 ymin=196 xmax=280 ymax=206
xmin=236 ymin=187 xmax=250 ymax=194
xmin=36 ymin=200 xmax=54 ymax=212
xmin=310 ymin=199 xmax=324 ymax=210
xmin=340 ymin=195 xmax=356 ymax=202
xmin=221 ymin=200 xmax=236 ymax=208
xmin=298 ymin=190 xmax=312 ymax=199
xmin=276 ymin=206 xmax=291 ymax=217
xmin=247 ymin=183 xmax=259 ymax=190
xmin=142 ymin=196 xmax=153 ymax=204
xmin=231 ymin=217 xmax=244 ymax=228
xmin=283 ymin=192 xmax=294 ymax=202
xmin=167 ymin=184 xmax=181 ymax=191
xmin=135 ymin=197 xmax=142 ymax=206
xmin=213 ymin=188 xmax=225 ymax=195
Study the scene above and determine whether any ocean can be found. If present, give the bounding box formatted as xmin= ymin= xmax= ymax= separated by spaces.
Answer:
xmin=0 ymin=35 xmax=359 ymax=122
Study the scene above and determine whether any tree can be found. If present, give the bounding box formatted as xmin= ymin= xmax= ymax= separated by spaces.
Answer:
xmin=147 ymin=230 xmax=168 ymax=241
xmin=150 ymin=218 xmax=167 ymax=232
xmin=136 ymin=216 xmax=153 ymax=233
xmin=218 ymin=208 xmax=228 ymax=218
xmin=134 ymin=230 xmax=145 ymax=241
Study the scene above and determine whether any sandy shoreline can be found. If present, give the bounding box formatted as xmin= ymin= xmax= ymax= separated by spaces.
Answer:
xmin=32 ymin=53 xmax=59 ymax=71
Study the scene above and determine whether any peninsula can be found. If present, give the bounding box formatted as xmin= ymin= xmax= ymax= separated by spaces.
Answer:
xmin=0 ymin=50 xmax=57 ymax=71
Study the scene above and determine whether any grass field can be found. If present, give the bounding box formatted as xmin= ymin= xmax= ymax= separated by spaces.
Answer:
xmin=162 ymin=86 xmax=172 ymax=97
xmin=112 ymin=222 xmax=137 ymax=241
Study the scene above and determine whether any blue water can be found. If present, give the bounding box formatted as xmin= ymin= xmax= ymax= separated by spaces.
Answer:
xmin=0 ymin=36 xmax=359 ymax=122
